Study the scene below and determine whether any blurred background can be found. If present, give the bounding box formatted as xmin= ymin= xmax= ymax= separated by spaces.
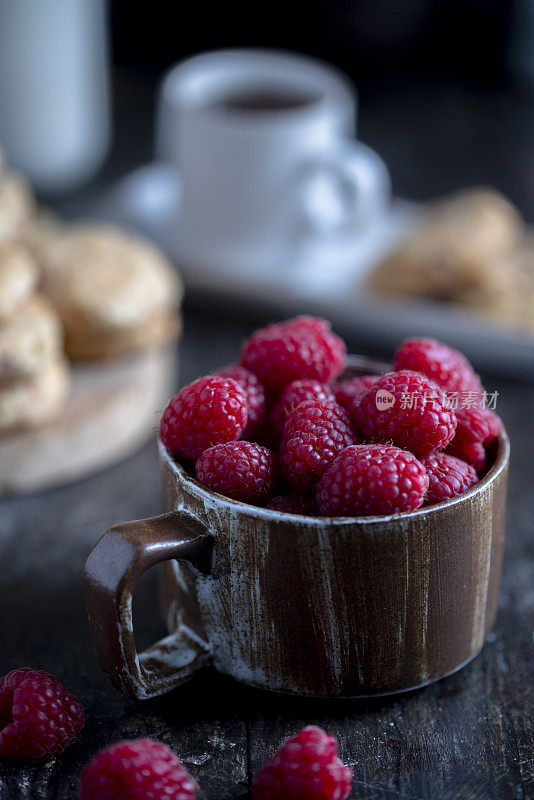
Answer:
xmin=0 ymin=0 xmax=531 ymax=211
xmin=28 ymin=0 xmax=534 ymax=214
xmin=1 ymin=0 xmax=534 ymax=381
xmin=107 ymin=0 xmax=529 ymax=205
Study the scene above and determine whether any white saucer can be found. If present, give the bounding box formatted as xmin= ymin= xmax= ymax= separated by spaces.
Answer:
xmin=97 ymin=161 xmax=417 ymax=296
xmin=96 ymin=162 xmax=534 ymax=378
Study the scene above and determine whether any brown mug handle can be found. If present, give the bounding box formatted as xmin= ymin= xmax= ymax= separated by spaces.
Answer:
xmin=83 ymin=510 xmax=213 ymax=699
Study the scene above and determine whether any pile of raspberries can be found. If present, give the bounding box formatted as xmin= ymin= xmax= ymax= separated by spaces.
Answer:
xmin=160 ymin=317 xmax=502 ymax=516
xmin=0 ymin=666 xmax=352 ymax=800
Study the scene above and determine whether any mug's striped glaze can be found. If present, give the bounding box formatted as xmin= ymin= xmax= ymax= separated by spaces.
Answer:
xmin=158 ymin=357 xmax=509 ymax=698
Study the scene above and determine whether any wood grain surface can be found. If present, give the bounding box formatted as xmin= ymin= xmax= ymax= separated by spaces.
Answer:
xmin=0 ymin=348 xmax=177 ymax=495
xmin=0 ymin=308 xmax=532 ymax=799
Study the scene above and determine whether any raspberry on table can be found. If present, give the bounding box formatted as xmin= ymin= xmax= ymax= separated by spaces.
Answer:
xmin=354 ymin=370 xmax=457 ymax=458
xmin=253 ymin=725 xmax=352 ymax=800
xmin=422 ymin=452 xmax=479 ymax=506
xmin=280 ymin=399 xmax=355 ymax=492
xmin=446 ymin=404 xmax=502 ymax=473
xmin=394 ymin=337 xmax=483 ymax=395
xmin=160 ymin=376 xmax=248 ymax=462
xmin=196 ymin=441 xmax=279 ymax=503
xmin=79 ymin=738 xmax=197 ymax=800
xmin=0 ymin=668 xmax=84 ymax=759
xmin=216 ymin=364 xmax=266 ymax=438
xmin=240 ymin=316 xmax=346 ymax=396
xmin=317 ymin=444 xmax=429 ymax=517
xmin=266 ymin=379 xmax=335 ymax=448
xmin=333 ymin=375 xmax=380 ymax=418
xmin=267 ymin=493 xmax=321 ymax=516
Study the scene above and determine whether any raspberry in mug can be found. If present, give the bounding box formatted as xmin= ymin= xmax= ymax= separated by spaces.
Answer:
xmin=160 ymin=319 xmax=502 ymax=514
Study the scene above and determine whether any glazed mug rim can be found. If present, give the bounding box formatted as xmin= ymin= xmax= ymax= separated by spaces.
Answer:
xmin=160 ymin=354 xmax=509 ymax=527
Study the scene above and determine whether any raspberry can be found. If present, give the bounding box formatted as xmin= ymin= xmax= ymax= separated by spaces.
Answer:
xmin=284 ymin=316 xmax=334 ymax=334
xmin=216 ymin=365 xmax=266 ymax=438
xmin=354 ymin=370 xmax=457 ymax=458
xmin=0 ymin=668 xmax=84 ymax=759
xmin=446 ymin=404 xmax=502 ymax=473
xmin=394 ymin=337 xmax=483 ymax=395
xmin=196 ymin=441 xmax=279 ymax=503
xmin=240 ymin=316 xmax=345 ymax=396
xmin=422 ymin=452 xmax=478 ymax=506
xmin=448 ymin=439 xmax=486 ymax=473
xmin=267 ymin=493 xmax=320 ymax=516
xmin=280 ymin=399 xmax=355 ymax=491
xmin=253 ymin=725 xmax=352 ymax=800
xmin=333 ymin=375 xmax=380 ymax=418
xmin=79 ymin=738 xmax=197 ymax=800
xmin=160 ymin=376 xmax=248 ymax=462
xmin=318 ymin=444 xmax=428 ymax=517
xmin=265 ymin=379 xmax=335 ymax=448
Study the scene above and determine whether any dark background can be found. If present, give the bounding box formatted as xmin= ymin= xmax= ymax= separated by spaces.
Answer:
xmin=65 ymin=0 xmax=533 ymax=223
xmin=111 ymin=0 xmax=511 ymax=81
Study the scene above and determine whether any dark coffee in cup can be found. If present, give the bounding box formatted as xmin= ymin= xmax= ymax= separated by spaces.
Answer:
xmin=216 ymin=86 xmax=318 ymax=112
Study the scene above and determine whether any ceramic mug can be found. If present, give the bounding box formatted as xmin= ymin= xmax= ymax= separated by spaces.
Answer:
xmin=84 ymin=357 xmax=509 ymax=700
xmin=155 ymin=49 xmax=390 ymax=273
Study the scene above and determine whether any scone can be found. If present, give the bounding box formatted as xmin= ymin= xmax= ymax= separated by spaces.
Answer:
xmin=0 ymin=295 xmax=63 ymax=382
xmin=457 ymin=238 xmax=534 ymax=330
xmin=0 ymin=357 xmax=70 ymax=433
xmin=40 ymin=224 xmax=183 ymax=358
xmin=0 ymin=173 xmax=34 ymax=242
xmin=21 ymin=209 xmax=65 ymax=265
xmin=369 ymin=188 xmax=523 ymax=300
xmin=0 ymin=243 xmax=39 ymax=322
xmin=64 ymin=310 xmax=182 ymax=360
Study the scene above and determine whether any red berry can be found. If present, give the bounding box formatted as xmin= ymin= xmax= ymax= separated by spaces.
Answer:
xmin=253 ymin=725 xmax=352 ymax=800
xmin=446 ymin=404 xmax=502 ymax=473
xmin=394 ymin=337 xmax=483 ymax=395
xmin=422 ymin=452 xmax=479 ymax=506
xmin=449 ymin=440 xmax=486 ymax=473
xmin=266 ymin=379 xmax=335 ymax=448
xmin=354 ymin=370 xmax=457 ymax=458
xmin=79 ymin=738 xmax=197 ymax=800
xmin=317 ymin=444 xmax=429 ymax=517
xmin=240 ymin=316 xmax=345 ymax=396
xmin=0 ymin=668 xmax=84 ymax=759
xmin=284 ymin=316 xmax=335 ymax=335
xmin=160 ymin=376 xmax=248 ymax=462
xmin=196 ymin=441 xmax=279 ymax=503
xmin=333 ymin=375 xmax=380 ymax=418
xmin=216 ymin=364 xmax=266 ymax=438
xmin=267 ymin=493 xmax=320 ymax=516
xmin=280 ymin=399 xmax=355 ymax=492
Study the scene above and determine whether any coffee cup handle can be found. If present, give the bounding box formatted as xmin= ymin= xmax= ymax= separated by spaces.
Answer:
xmin=83 ymin=511 xmax=213 ymax=699
xmin=297 ymin=141 xmax=391 ymax=238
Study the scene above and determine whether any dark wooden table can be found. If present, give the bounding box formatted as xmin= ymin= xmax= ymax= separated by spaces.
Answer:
xmin=0 ymin=306 xmax=533 ymax=800
xmin=1 ymin=73 xmax=534 ymax=798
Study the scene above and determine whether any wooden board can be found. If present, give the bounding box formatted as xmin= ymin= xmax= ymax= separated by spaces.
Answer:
xmin=0 ymin=347 xmax=178 ymax=495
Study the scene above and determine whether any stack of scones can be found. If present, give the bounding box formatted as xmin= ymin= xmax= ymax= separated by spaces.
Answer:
xmin=0 ymin=146 xmax=182 ymax=436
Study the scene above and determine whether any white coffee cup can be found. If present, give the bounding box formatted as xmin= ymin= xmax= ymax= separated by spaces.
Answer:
xmin=156 ymin=49 xmax=390 ymax=273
